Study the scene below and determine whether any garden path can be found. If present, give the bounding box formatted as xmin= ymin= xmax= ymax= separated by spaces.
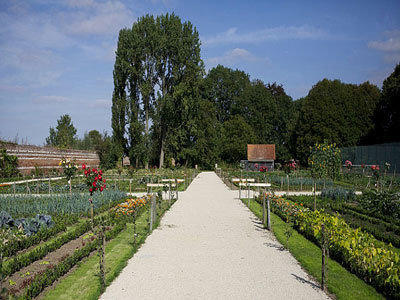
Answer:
xmin=100 ymin=171 xmax=330 ymax=300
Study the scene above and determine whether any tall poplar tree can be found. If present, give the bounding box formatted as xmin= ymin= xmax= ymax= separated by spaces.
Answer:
xmin=111 ymin=13 xmax=204 ymax=168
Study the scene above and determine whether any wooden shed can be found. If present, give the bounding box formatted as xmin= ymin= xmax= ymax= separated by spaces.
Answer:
xmin=241 ymin=144 xmax=275 ymax=171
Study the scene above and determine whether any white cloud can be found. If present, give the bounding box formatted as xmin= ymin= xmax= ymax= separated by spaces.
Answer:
xmin=34 ymin=95 xmax=73 ymax=104
xmin=205 ymin=48 xmax=267 ymax=68
xmin=64 ymin=0 xmax=133 ymax=36
xmin=203 ymin=25 xmax=327 ymax=46
xmin=368 ymin=31 xmax=400 ymax=63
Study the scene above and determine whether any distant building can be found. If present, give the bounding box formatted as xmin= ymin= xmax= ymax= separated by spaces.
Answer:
xmin=241 ymin=144 xmax=275 ymax=171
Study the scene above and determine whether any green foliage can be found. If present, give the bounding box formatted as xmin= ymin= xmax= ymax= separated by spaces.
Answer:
xmin=373 ymin=63 xmax=400 ymax=143
xmin=359 ymin=190 xmax=400 ymax=220
xmin=221 ymin=115 xmax=257 ymax=163
xmin=46 ymin=115 xmax=77 ymax=149
xmin=59 ymin=158 xmax=77 ymax=181
xmin=0 ymin=149 xmax=19 ymax=178
xmin=19 ymin=222 xmax=126 ymax=300
xmin=293 ymin=79 xmax=380 ymax=163
xmin=112 ymin=13 xmax=204 ymax=168
xmin=308 ymin=142 xmax=341 ymax=180
xmin=295 ymin=209 xmax=400 ymax=298
xmin=321 ymin=187 xmax=355 ymax=202
xmin=0 ymin=190 xmax=126 ymax=217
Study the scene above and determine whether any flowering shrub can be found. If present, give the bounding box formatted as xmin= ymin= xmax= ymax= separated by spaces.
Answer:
xmin=371 ymin=165 xmax=380 ymax=183
xmin=345 ymin=160 xmax=352 ymax=170
xmin=259 ymin=166 xmax=268 ymax=172
xmin=59 ymin=158 xmax=77 ymax=181
xmin=82 ymin=164 xmax=106 ymax=196
xmin=259 ymin=193 xmax=304 ymax=222
xmin=283 ymin=159 xmax=296 ymax=175
xmin=308 ymin=142 xmax=341 ymax=180
xmin=113 ymin=197 xmax=148 ymax=216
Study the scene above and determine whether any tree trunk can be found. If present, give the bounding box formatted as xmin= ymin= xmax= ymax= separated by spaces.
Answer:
xmin=145 ymin=99 xmax=149 ymax=170
xmin=159 ymin=130 xmax=165 ymax=169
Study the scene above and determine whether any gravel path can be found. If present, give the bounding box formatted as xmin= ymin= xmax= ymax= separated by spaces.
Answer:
xmin=100 ymin=172 xmax=330 ymax=300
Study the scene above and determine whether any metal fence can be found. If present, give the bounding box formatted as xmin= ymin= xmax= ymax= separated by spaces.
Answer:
xmin=341 ymin=142 xmax=400 ymax=173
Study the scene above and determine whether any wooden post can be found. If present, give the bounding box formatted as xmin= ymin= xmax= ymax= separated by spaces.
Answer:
xmin=13 ymin=182 xmax=16 ymax=197
xmin=26 ymin=181 xmax=30 ymax=194
xmin=99 ymin=226 xmax=106 ymax=290
xmin=36 ymin=179 xmax=39 ymax=194
xmin=280 ymin=177 xmax=283 ymax=190
xmin=48 ymin=177 xmax=51 ymax=194
xmin=175 ymin=178 xmax=178 ymax=201
xmin=300 ymin=177 xmax=303 ymax=191
xmin=239 ymin=182 xmax=241 ymax=199
xmin=267 ymin=194 xmax=271 ymax=230
xmin=314 ymin=181 xmax=317 ymax=211
xmin=133 ymin=211 xmax=137 ymax=245
xmin=149 ymin=195 xmax=156 ymax=232
xmin=168 ymin=182 xmax=171 ymax=206
xmin=262 ymin=191 xmax=266 ymax=225
xmin=90 ymin=199 xmax=94 ymax=230
xmin=247 ymin=183 xmax=250 ymax=207
xmin=321 ymin=223 xmax=326 ymax=291
xmin=129 ymin=179 xmax=132 ymax=194
xmin=287 ymin=174 xmax=289 ymax=196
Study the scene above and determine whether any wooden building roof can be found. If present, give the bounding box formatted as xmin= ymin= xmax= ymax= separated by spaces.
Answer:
xmin=247 ymin=144 xmax=276 ymax=161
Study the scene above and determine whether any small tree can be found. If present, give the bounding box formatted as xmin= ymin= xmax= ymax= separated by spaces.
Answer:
xmin=59 ymin=158 xmax=77 ymax=194
xmin=0 ymin=149 xmax=19 ymax=178
xmin=308 ymin=142 xmax=341 ymax=209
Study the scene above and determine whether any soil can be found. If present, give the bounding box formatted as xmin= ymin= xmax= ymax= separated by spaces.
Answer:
xmin=4 ymin=230 xmax=97 ymax=297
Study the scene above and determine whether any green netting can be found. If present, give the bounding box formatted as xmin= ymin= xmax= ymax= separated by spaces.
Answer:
xmin=341 ymin=143 xmax=400 ymax=173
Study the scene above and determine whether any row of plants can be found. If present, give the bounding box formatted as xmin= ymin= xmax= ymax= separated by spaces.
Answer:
xmin=1 ymin=215 xmax=79 ymax=258
xmin=264 ymin=193 xmax=400 ymax=298
xmin=3 ymin=220 xmax=93 ymax=277
xmin=286 ymin=191 xmax=400 ymax=248
xmin=15 ymin=221 xmax=127 ymax=299
xmin=0 ymin=190 xmax=126 ymax=217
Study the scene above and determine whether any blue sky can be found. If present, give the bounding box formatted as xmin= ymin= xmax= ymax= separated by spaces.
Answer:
xmin=0 ymin=0 xmax=399 ymax=145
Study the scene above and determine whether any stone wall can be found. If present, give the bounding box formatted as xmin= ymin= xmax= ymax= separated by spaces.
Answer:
xmin=2 ymin=143 xmax=99 ymax=175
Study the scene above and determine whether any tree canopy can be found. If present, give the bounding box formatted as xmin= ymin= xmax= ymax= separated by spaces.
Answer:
xmin=45 ymin=114 xmax=77 ymax=149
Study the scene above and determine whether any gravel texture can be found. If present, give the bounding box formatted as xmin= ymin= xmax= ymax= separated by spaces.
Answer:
xmin=100 ymin=171 xmax=330 ymax=300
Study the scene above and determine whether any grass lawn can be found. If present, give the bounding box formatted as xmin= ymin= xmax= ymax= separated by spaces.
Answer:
xmin=41 ymin=200 xmax=171 ymax=300
xmin=243 ymin=198 xmax=385 ymax=300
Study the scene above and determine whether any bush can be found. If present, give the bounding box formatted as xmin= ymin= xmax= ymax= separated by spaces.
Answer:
xmin=0 ymin=149 xmax=19 ymax=178
xmin=359 ymin=190 xmax=400 ymax=220
xmin=321 ymin=187 xmax=355 ymax=202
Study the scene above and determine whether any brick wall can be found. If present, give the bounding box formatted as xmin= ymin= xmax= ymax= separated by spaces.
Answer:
xmin=2 ymin=144 xmax=99 ymax=175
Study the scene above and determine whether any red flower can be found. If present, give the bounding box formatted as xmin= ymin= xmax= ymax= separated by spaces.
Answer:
xmin=89 ymin=188 xmax=93 ymax=193
xmin=92 ymin=181 xmax=96 ymax=187
xmin=104 ymin=184 xmax=106 ymax=188
xmin=99 ymin=170 xmax=103 ymax=175
xmin=98 ymin=175 xmax=102 ymax=180
xmin=100 ymin=186 xmax=104 ymax=192
xmin=94 ymin=176 xmax=98 ymax=181
xmin=82 ymin=164 xmax=86 ymax=170
xmin=84 ymin=170 xmax=88 ymax=176
xmin=103 ymin=179 xmax=106 ymax=183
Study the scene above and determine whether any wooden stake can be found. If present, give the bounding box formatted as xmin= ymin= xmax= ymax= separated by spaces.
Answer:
xmin=262 ymin=191 xmax=266 ymax=225
xmin=321 ymin=223 xmax=326 ymax=291
xmin=267 ymin=195 xmax=271 ymax=230
xmin=314 ymin=181 xmax=317 ymax=211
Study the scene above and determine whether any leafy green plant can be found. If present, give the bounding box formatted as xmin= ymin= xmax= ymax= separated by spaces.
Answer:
xmin=308 ymin=142 xmax=341 ymax=181
xmin=0 ymin=149 xmax=19 ymax=178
